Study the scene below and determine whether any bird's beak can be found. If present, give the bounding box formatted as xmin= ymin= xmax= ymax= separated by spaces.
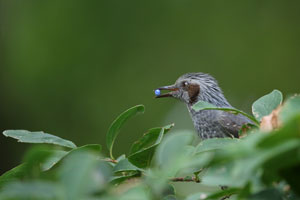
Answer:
xmin=155 ymin=84 xmax=179 ymax=98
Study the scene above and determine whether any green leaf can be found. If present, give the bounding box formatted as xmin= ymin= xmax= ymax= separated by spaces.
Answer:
xmin=257 ymin=115 xmax=300 ymax=148
xmin=248 ymin=188 xmax=283 ymax=200
xmin=192 ymin=101 xmax=259 ymax=126
xmin=3 ymin=130 xmax=76 ymax=149
xmin=202 ymin=160 xmax=254 ymax=187
xmin=106 ymin=105 xmax=145 ymax=159
xmin=155 ymin=131 xmax=194 ymax=173
xmin=0 ymin=181 xmax=64 ymax=199
xmin=42 ymin=150 xmax=69 ymax=171
xmin=128 ymin=124 xmax=174 ymax=168
xmin=22 ymin=145 xmax=56 ymax=177
xmin=202 ymin=116 xmax=300 ymax=188
xmin=163 ymin=195 xmax=177 ymax=200
xmin=119 ymin=185 xmax=151 ymax=200
xmin=205 ymin=188 xmax=241 ymax=200
xmin=113 ymin=158 xmax=140 ymax=174
xmin=0 ymin=164 xmax=28 ymax=189
xmin=195 ymin=138 xmax=240 ymax=154
xmin=185 ymin=192 xmax=209 ymax=200
xmin=42 ymin=144 xmax=101 ymax=171
xmin=280 ymin=95 xmax=300 ymax=123
xmin=252 ymin=89 xmax=283 ymax=121
xmin=110 ymin=172 xmax=139 ymax=185
xmin=59 ymin=151 xmax=111 ymax=199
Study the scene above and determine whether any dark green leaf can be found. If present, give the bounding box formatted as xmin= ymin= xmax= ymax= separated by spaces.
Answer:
xmin=280 ymin=165 xmax=300 ymax=197
xmin=110 ymin=172 xmax=139 ymax=185
xmin=113 ymin=158 xmax=140 ymax=174
xmin=106 ymin=105 xmax=145 ymax=159
xmin=252 ymin=89 xmax=283 ymax=121
xmin=205 ymin=188 xmax=241 ymax=200
xmin=3 ymin=130 xmax=76 ymax=149
xmin=0 ymin=164 xmax=28 ymax=188
xmin=128 ymin=124 xmax=174 ymax=168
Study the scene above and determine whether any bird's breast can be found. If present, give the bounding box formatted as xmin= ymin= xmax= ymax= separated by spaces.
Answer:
xmin=187 ymin=109 xmax=228 ymax=139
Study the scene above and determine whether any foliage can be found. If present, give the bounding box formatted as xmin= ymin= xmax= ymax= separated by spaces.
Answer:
xmin=1 ymin=90 xmax=300 ymax=200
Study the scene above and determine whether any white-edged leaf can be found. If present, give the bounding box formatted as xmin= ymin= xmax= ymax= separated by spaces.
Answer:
xmin=252 ymin=90 xmax=283 ymax=121
xmin=3 ymin=130 xmax=76 ymax=149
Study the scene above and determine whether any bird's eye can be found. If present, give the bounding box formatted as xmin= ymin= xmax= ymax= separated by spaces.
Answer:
xmin=182 ymin=81 xmax=189 ymax=87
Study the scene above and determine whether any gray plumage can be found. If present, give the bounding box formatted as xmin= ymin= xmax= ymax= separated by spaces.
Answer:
xmin=156 ymin=72 xmax=252 ymax=139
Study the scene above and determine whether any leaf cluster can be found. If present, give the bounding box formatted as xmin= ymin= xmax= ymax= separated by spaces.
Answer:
xmin=1 ymin=90 xmax=300 ymax=200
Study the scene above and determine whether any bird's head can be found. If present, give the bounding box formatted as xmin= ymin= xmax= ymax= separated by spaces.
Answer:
xmin=155 ymin=72 xmax=230 ymax=107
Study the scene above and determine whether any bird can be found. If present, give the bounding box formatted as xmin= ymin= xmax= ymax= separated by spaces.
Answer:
xmin=155 ymin=72 xmax=252 ymax=139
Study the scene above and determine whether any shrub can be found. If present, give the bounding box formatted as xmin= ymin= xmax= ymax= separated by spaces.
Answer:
xmin=1 ymin=90 xmax=300 ymax=200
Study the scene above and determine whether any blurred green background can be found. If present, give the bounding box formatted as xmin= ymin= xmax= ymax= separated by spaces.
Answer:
xmin=0 ymin=0 xmax=299 ymax=174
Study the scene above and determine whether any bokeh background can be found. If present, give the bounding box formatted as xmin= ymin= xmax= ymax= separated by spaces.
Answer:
xmin=1 ymin=0 xmax=299 ymax=174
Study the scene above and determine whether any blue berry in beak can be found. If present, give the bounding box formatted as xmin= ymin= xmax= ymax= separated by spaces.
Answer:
xmin=155 ymin=89 xmax=161 ymax=96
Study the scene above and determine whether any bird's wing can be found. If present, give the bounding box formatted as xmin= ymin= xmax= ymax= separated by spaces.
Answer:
xmin=217 ymin=111 xmax=252 ymax=138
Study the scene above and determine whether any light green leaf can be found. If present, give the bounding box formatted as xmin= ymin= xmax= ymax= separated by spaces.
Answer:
xmin=280 ymin=95 xmax=300 ymax=123
xmin=155 ymin=131 xmax=194 ymax=169
xmin=42 ymin=144 xmax=101 ymax=171
xmin=0 ymin=181 xmax=64 ymax=199
xmin=195 ymin=138 xmax=240 ymax=154
xmin=252 ymin=89 xmax=283 ymax=121
xmin=3 ymin=130 xmax=76 ymax=149
xmin=248 ymin=188 xmax=283 ymax=200
xmin=106 ymin=105 xmax=145 ymax=159
xmin=163 ymin=195 xmax=177 ymax=200
xmin=192 ymin=101 xmax=259 ymax=126
xmin=59 ymin=151 xmax=111 ymax=200
xmin=128 ymin=124 xmax=174 ymax=168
